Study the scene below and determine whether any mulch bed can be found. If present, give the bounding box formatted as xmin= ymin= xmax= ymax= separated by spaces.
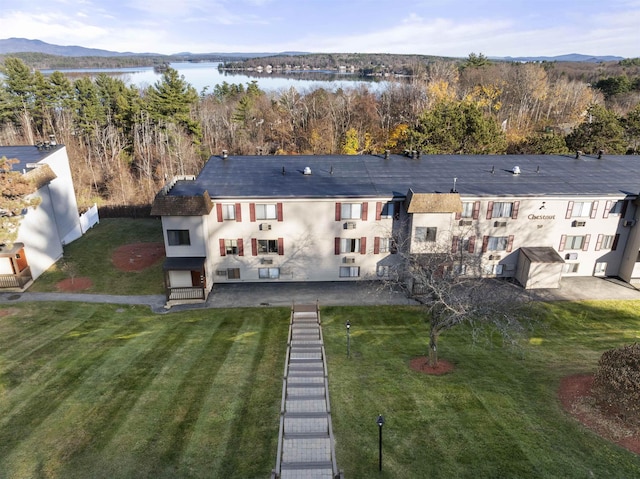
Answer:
xmin=56 ymin=277 xmax=93 ymax=292
xmin=111 ymin=242 xmax=165 ymax=272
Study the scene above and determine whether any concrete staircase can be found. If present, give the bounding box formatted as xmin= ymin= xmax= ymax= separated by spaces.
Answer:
xmin=272 ymin=303 xmax=343 ymax=479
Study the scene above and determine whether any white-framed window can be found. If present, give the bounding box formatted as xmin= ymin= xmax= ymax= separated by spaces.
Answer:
xmin=167 ymin=229 xmax=190 ymax=246
xmin=225 ymin=239 xmax=238 ymax=255
xmin=376 ymin=265 xmax=389 ymax=277
xmin=594 ymin=262 xmax=607 ymax=274
xmin=565 ymin=235 xmax=585 ymax=250
xmin=487 ymin=236 xmax=508 ymax=251
xmin=563 ymin=263 xmax=580 ymax=273
xmin=258 ymin=267 xmax=280 ymax=279
xmin=227 ymin=268 xmax=240 ymax=279
xmin=601 ymin=235 xmax=616 ymax=250
xmin=484 ymin=264 xmax=504 ymax=275
xmin=461 ymin=202 xmax=475 ymax=218
xmin=339 ymin=266 xmax=360 ymax=277
xmin=340 ymin=238 xmax=361 ymax=253
xmin=222 ymin=203 xmax=236 ymax=220
xmin=571 ymin=202 xmax=593 ymax=218
xmin=256 ymin=204 xmax=277 ymax=220
xmin=341 ymin=203 xmax=362 ymax=220
xmin=453 ymin=264 xmax=468 ymax=275
xmin=379 ymin=237 xmax=391 ymax=253
xmin=381 ymin=202 xmax=394 ymax=218
xmin=415 ymin=227 xmax=437 ymax=242
xmin=258 ymin=239 xmax=279 ymax=254
xmin=491 ymin=202 xmax=513 ymax=218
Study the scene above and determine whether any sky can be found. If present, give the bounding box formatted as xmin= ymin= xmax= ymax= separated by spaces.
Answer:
xmin=1 ymin=0 xmax=639 ymax=58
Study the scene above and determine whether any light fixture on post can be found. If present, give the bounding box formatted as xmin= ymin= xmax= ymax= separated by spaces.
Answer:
xmin=345 ymin=320 xmax=351 ymax=358
xmin=377 ymin=414 xmax=385 ymax=471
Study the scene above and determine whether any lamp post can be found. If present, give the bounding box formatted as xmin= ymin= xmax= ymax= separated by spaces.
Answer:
xmin=346 ymin=320 xmax=351 ymax=358
xmin=377 ymin=414 xmax=385 ymax=471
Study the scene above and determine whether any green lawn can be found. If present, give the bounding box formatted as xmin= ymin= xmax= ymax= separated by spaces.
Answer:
xmin=1 ymin=301 xmax=639 ymax=478
xmin=28 ymin=218 xmax=165 ymax=295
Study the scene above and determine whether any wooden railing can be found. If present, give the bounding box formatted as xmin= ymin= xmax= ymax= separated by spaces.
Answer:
xmin=167 ymin=287 xmax=205 ymax=301
xmin=0 ymin=267 xmax=32 ymax=289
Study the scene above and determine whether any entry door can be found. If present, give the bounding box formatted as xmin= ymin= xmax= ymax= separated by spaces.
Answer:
xmin=15 ymin=248 xmax=28 ymax=272
xmin=191 ymin=270 xmax=205 ymax=288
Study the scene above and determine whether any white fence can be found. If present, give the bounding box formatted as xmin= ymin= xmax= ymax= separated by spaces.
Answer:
xmin=80 ymin=203 xmax=100 ymax=233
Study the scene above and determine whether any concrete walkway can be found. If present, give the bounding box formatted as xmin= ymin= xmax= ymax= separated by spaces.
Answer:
xmin=272 ymin=304 xmax=342 ymax=479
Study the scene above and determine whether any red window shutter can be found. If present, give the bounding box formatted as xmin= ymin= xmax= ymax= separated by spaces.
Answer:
xmin=361 ymin=202 xmax=368 ymax=221
xmin=335 ymin=237 xmax=340 ymax=255
xmin=583 ymin=234 xmax=591 ymax=251
xmin=595 ymin=234 xmax=603 ymax=251
xmin=590 ymin=201 xmax=598 ymax=219
xmin=278 ymin=237 xmax=284 ymax=255
xmin=473 ymin=201 xmax=480 ymax=219
xmin=335 ymin=203 xmax=341 ymax=221
xmin=277 ymin=202 xmax=283 ymax=222
xmin=451 ymin=236 xmax=459 ymax=253
xmin=482 ymin=235 xmax=489 ymax=253
xmin=565 ymin=201 xmax=574 ymax=219
xmin=511 ymin=201 xmax=520 ymax=219
xmin=374 ymin=236 xmax=380 ymax=254
xmin=219 ymin=238 xmax=226 ymax=256
xmin=468 ymin=236 xmax=476 ymax=253
xmin=559 ymin=235 xmax=567 ymax=251
xmin=251 ymin=238 xmax=258 ymax=256
xmin=235 ymin=203 xmax=242 ymax=222
xmin=216 ymin=203 xmax=223 ymax=222
xmin=612 ymin=234 xmax=620 ymax=251
xmin=360 ymin=237 xmax=367 ymax=254
xmin=238 ymin=238 xmax=244 ymax=256
xmin=603 ymin=200 xmax=612 ymax=219
xmin=506 ymin=235 xmax=514 ymax=252
xmin=486 ymin=201 xmax=494 ymax=220
xmin=249 ymin=203 xmax=256 ymax=222
xmin=376 ymin=202 xmax=382 ymax=221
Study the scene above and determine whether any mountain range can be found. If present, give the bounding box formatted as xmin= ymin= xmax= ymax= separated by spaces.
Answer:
xmin=0 ymin=37 xmax=625 ymax=62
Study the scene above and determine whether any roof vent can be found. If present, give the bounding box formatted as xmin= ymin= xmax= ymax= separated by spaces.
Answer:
xmin=303 ymin=166 xmax=312 ymax=175
xmin=598 ymin=150 xmax=604 ymax=159
xmin=221 ymin=150 xmax=228 ymax=159
xmin=575 ymin=150 xmax=583 ymax=159
xmin=512 ymin=166 xmax=521 ymax=175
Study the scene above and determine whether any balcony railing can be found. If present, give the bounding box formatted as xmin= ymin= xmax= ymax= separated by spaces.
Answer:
xmin=0 ymin=267 xmax=32 ymax=289
xmin=167 ymin=286 xmax=205 ymax=301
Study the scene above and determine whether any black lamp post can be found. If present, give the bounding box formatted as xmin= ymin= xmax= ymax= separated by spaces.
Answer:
xmin=346 ymin=320 xmax=351 ymax=358
xmin=377 ymin=414 xmax=385 ymax=471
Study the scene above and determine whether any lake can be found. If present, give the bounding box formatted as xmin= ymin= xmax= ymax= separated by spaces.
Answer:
xmin=43 ymin=61 xmax=392 ymax=94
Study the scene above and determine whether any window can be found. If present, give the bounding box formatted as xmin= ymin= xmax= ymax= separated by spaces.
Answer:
xmin=341 ymin=238 xmax=361 ymax=253
xmin=453 ymin=264 xmax=468 ymax=275
xmin=227 ymin=268 xmax=240 ymax=279
xmin=381 ymin=202 xmax=395 ymax=218
xmin=601 ymin=235 xmax=616 ymax=250
xmin=258 ymin=267 xmax=280 ymax=279
xmin=258 ymin=239 xmax=279 ymax=254
xmin=491 ymin=202 xmax=513 ymax=218
xmin=376 ymin=265 xmax=389 ymax=277
xmin=256 ymin=204 xmax=277 ymax=220
xmin=341 ymin=203 xmax=362 ymax=220
xmin=461 ymin=202 xmax=475 ymax=218
xmin=167 ymin=229 xmax=190 ymax=246
xmin=487 ymin=236 xmax=508 ymax=251
xmin=484 ymin=264 xmax=504 ymax=275
xmin=222 ymin=204 xmax=236 ymax=220
xmin=379 ymin=237 xmax=391 ymax=253
xmin=339 ymin=266 xmax=360 ymax=277
xmin=571 ymin=202 xmax=593 ymax=218
xmin=563 ymin=263 xmax=579 ymax=273
xmin=415 ymin=227 xmax=437 ymax=242
xmin=594 ymin=262 xmax=607 ymax=274
xmin=565 ymin=235 xmax=585 ymax=250
xmin=225 ymin=239 xmax=238 ymax=255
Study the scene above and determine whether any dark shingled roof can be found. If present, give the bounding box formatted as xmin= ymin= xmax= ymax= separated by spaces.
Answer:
xmin=161 ymin=153 xmax=640 ymax=203
xmin=0 ymin=145 xmax=64 ymax=172
xmin=520 ymin=247 xmax=565 ymax=264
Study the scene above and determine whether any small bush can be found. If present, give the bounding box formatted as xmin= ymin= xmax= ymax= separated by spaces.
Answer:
xmin=592 ymin=343 xmax=640 ymax=425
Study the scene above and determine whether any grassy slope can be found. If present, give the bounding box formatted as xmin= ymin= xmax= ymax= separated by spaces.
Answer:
xmin=28 ymin=218 xmax=165 ymax=295
xmin=1 ymin=301 xmax=639 ymax=478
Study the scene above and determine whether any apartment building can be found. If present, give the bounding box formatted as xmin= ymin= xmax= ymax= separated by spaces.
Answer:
xmin=151 ymin=152 xmax=640 ymax=302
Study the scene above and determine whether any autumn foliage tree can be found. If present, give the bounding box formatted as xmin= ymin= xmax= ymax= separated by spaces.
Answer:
xmin=0 ymin=157 xmax=41 ymax=248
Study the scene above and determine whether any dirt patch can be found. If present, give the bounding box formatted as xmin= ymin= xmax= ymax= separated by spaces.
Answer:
xmin=56 ymin=277 xmax=93 ymax=292
xmin=112 ymin=242 xmax=165 ymax=272
xmin=559 ymin=374 xmax=640 ymax=455
xmin=0 ymin=308 xmax=19 ymax=317
xmin=410 ymin=356 xmax=455 ymax=375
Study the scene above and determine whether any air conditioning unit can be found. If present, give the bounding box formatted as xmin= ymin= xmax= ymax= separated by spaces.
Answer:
xmin=565 ymin=253 xmax=578 ymax=260
xmin=261 ymin=258 xmax=273 ymax=265
xmin=344 ymin=221 xmax=357 ymax=230
xmin=572 ymin=220 xmax=586 ymax=227
xmin=459 ymin=220 xmax=473 ymax=226
xmin=489 ymin=254 xmax=501 ymax=260
xmin=343 ymin=257 xmax=356 ymax=264
xmin=494 ymin=221 xmax=507 ymax=227
xmin=623 ymin=219 xmax=637 ymax=227
xmin=259 ymin=223 xmax=272 ymax=231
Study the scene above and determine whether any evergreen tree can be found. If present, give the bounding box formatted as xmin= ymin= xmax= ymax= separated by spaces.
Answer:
xmin=565 ymin=104 xmax=626 ymax=154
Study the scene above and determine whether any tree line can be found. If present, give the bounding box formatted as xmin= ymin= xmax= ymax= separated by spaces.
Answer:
xmin=0 ymin=56 xmax=639 ymax=207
